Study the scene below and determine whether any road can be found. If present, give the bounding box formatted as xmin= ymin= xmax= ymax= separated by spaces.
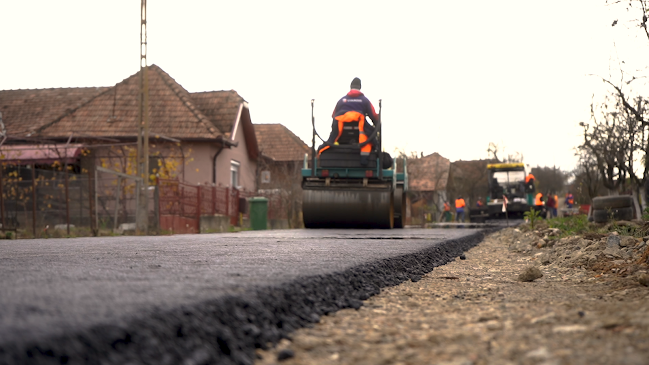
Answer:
xmin=0 ymin=227 xmax=490 ymax=365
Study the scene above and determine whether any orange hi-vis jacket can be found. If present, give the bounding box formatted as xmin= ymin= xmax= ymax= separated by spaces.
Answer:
xmin=525 ymin=173 xmax=535 ymax=183
xmin=535 ymin=193 xmax=544 ymax=206
xmin=444 ymin=202 xmax=450 ymax=211
xmin=318 ymin=111 xmax=372 ymax=155
xmin=455 ymin=198 xmax=466 ymax=209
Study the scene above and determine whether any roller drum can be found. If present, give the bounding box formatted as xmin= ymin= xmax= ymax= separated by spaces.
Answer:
xmin=393 ymin=186 xmax=405 ymax=228
xmin=303 ymin=189 xmax=394 ymax=228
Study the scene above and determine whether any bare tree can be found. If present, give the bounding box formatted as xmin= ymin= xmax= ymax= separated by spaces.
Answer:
xmin=571 ymin=149 xmax=605 ymax=204
xmin=530 ymin=165 xmax=570 ymax=196
xmin=585 ymin=0 xmax=649 ymax=205
xmin=579 ymin=93 xmax=647 ymax=197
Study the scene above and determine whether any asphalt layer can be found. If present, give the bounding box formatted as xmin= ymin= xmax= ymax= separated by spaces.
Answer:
xmin=0 ymin=228 xmax=492 ymax=365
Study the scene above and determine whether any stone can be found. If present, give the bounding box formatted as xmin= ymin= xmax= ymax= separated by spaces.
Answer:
xmin=277 ymin=349 xmax=295 ymax=361
xmin=525 ymin=347 xmax=551 ymax=360
xmin=460 ymin=254 xmax=466 ymax=260
xmin=638 ymin=274 xmax=649 ymax=287
xmin=602 ymin=246 xmax=623 ymax=258
xmin=518 ymin=266 xmax=543 ymax=282
xmin=552 ymin=325 xmax=589 ymax=333
xmin=619 ymin=236 xmax=637 ymax=248
xmin=606 ymin=235 xmax=621 ymax=247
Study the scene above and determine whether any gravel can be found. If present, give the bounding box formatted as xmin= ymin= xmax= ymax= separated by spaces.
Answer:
xmin=255 ymin=227 xmax=649 ymax=365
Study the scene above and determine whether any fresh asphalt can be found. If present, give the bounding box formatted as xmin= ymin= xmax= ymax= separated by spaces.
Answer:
xmin=0 ymin=227 xmax=494 ymax=365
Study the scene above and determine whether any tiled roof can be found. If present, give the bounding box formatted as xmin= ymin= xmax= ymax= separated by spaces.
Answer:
xmin=0 ymin=87 xmax=109 ymax=137
xmin=255 ymin=123 xmax=311 ymax=162
xmin=407 ymin=152 xmax=451 ymax=191
xmin=190 ymin=90 xmax=245 ymax=138
xmin=34 ymin=65 xmax=220 ymax=139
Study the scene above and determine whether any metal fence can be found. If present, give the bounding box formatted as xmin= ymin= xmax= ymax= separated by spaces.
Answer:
xmin=0 ymin=167 xmax=92 ymax=235
xmin=0 ymin=167 xmax=291 ymax=237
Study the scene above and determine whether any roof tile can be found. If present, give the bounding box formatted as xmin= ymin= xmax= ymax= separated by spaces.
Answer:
xmin=255 ymin=123 xmax=311 ymax=162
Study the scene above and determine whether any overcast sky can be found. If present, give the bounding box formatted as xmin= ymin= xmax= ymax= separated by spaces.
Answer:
xmin=2 ymin=1 xmax=648 ymax=171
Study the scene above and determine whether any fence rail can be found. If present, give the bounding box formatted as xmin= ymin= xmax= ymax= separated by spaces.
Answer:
xmin=0 ymin=168 xmax=290 ymax=237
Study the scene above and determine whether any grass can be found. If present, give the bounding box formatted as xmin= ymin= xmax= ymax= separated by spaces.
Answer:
xmin=545 ymin=214 xmax=649 ymax=239
xmin=547 ymin=214 xmax=591 ymax=237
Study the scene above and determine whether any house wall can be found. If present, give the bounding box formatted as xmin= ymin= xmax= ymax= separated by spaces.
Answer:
xmin=182 ymin=142 xmax=219 ymax=186
xmin=214 ymin=126 xmax=257 ymax=192
xmin=89 ymin=135 xmax=257 ymax=193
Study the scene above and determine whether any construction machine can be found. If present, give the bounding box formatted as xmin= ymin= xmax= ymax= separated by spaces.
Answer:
xmin=301 ymin=100 xmax=407 ymax=228
xmin=469 ymin=162 xmax=533 ymax=222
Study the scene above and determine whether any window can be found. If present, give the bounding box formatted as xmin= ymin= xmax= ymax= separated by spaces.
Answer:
xmin=230 ymin=160 xmax=240 ymax=188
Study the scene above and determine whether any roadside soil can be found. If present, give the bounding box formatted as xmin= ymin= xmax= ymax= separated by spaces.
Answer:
xmin=255 ymin=227 xmax=649 ymax=365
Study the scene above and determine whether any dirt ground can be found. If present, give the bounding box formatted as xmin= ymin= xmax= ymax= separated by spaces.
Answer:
xmin=255 ymin=227 xmax=649 ymax=365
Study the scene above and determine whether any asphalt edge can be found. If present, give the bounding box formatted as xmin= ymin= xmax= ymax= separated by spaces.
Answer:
xmin=1 ymin=229 xmax=494 ymax=365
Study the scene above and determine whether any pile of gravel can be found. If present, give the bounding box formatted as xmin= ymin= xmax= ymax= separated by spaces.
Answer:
xmin=504 ymin=226 xmax=649 ymax=284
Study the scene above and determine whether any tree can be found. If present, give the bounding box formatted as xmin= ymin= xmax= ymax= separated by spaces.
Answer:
xmin=530 ymin=165 xmax=570 ymax=196
xmin=584 ymin=1 xmax=649 ymax=206
xmin=486 ymin=141 xmax=523 ymax=163
xmin=571 ymin=149 xmax=606 ymax=204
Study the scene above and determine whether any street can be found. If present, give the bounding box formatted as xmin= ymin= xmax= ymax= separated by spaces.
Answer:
xmin=0 ymin=227 xmax=488 ymax=365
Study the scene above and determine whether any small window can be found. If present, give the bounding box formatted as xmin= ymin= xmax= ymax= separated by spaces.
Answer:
xmin=230 ymin=160 xmax=240 ymax=188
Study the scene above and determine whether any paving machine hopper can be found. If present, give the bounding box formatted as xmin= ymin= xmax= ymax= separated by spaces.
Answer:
xmin=301 ymin=100 xmax=408 ymax=229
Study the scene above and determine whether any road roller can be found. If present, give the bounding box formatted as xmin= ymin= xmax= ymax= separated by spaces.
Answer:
xmin=301 ymin=100 xmax=408 ymax=229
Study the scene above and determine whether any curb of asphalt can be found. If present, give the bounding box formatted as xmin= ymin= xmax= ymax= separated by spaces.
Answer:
xmin=1 ymin=229 xmax=492 ymax=365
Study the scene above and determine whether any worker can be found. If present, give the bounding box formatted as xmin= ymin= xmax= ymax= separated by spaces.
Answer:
xmin=525 ymin=173 xmax=535 ymax=184
xmin=442 ymin=201 xmax=452 ymax=222
xmin=455 ymin=196 xmax=466 ymax=222
xmin=546 ymin=193 xmax=557 ymax=217
xmin=565 ymin=192 xmax=574 ymax=208
xmin=535 ymin=192 xmax=544 ymax=206
xmin=476 ymin=197 xmax=484 ymax=208
xmin=318 ymin=77 xmax=380 ymax=165
xmin=525 ymin=173 xmax=535 ymax=192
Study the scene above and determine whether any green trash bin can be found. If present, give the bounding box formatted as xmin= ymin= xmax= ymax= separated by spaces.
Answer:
xmin=249 ymin=197 xmax=268 ymax=230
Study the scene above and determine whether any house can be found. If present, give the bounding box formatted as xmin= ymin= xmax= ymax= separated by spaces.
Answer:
xmin=406 ymin=152 xmax=451 ymax=224
xmin=0 ymin=65 xmax=258 ymax=191
xmin=254 ymin=123 xmax=311 ymax=227
xmin=0 ymin=65 xmax=259 ymax=232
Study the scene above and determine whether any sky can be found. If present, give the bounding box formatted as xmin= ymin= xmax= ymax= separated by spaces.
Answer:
xmin=2 ymin=0 xmax=648 ymax=172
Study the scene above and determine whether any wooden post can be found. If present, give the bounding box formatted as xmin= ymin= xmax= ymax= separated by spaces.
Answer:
xmin=0 ymin=165 xmax=5 ymax=230
xmin=31 ymin=164 xmax=36 ymax=237
xmin=64 ymin=163 xmax=70 ymax=235
xmin=196 ymin=185 xmax=201 ymax=232
xmin=114 ymin=176 xmax=121 ymax=232
xmin=225 ymin=187 xmax=230 ymax=217
xmin=88 ymin=168 xmax=96 ymax=236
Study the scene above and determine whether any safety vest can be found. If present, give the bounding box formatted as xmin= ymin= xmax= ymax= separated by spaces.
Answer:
xmin=535 ymin=193 xmax=543 ymax=206
xmin=444 ymin=202 xmax=450 ymax=211
xmin=455 ymin=198 xmax=465 ymax=209
xmin=525 ymin=173 xmax=535 ymax=183
xmin=319 ymin=111 xmax=372 ymax=155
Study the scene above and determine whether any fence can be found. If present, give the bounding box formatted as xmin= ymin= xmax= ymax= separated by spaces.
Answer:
xmin=157 ymin=179 xmax=287 ymax=233
xmin=0 ymin=167 xmax=290 ymax=237
xmin=0 ymin=167 xmax=93 ymax=235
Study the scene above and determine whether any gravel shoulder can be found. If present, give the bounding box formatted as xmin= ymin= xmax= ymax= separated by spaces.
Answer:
xmin=255 ymin=228 xmax=649 ymax=365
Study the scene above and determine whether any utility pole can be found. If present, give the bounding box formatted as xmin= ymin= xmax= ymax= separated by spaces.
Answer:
xmin=136 ymin=0 xmax=150 ymax=234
